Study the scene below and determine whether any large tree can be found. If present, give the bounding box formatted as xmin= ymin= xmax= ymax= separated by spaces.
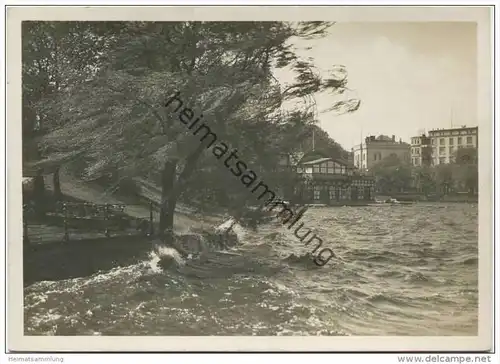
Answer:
xmin=433 ymin=164 xmax=454 ymax=195
xmin=23 ymin=21 xmax=109 ymax=207
xmin=37 ymin=21 xmax=360 ymax=245
xmin=452 ymin=147 xmax=478 ymax=194
xmin=412 ymin=166 xmax=436 ymax=195
xmin=371 ymin=154 xmax=412 ymax=194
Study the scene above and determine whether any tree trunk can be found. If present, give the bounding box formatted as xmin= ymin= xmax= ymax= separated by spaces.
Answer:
xmin=33 ymin=170 xmax=46 ymax=217
xmin=159 ymin=160 xmax=177 ymax=238
xmin=53 ymin=167 xmax=62 ymax=200
xmin=160 ymin=144 xmax=206 ymax=246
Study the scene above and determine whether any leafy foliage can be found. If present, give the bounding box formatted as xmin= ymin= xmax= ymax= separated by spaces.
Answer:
xmin=24 ymin=21 xmax=361 ymax=234
xmin=371 ymin=155 xmax=413 ymax=194
xmin=298 ymin=124 xmax=349 ymax=161
xmin=452 ymin=147 xmax=478 ymax=194
xmin=371 ymin=148 xmax=478 ymax=196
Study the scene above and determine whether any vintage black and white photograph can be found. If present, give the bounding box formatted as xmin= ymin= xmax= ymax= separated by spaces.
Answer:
xmin=6 ymin=5 xmax=493 ymax=352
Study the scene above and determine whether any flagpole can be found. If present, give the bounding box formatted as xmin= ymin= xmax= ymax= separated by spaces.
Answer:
xmin=312 ymin=128 xmax=315 ymax=151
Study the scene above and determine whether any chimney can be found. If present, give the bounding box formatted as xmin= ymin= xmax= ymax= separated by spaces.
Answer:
xmin=392 ymin=135 xmax=395 ymax=142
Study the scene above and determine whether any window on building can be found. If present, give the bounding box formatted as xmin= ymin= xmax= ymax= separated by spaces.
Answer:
xmin=416 ymin=148 xmax=420 ymax=155
xmin=439 ymin=157 xmax=446 ymax=164
xmin=439 ymin=147 xmax=445 ymax=155
xmin=466 ymin=136 xmax=473 ymax=144
xmin=320 ymin=164 xmax=327 ymax=174
xmin=439 ymin=138 xmax=445 ymax=145
xmin=313 ymin=190 xmax=320 ymax=200
xmin=327 ymin=161 xmax=334 ymax=174
xmin=457 ymin=137 xmax=462 ymax=145
xmin=449 ymin=147 xmax=454 ymax=155
xmin=431 ymin=139 xmax=435 ymax=144
xmin=449 ymin=138 xmax=454 ymax=145
xmin=328 ymin=188 xmax=336 ymax=201
xmin=313 ymin=165 xmax=320 ymax=173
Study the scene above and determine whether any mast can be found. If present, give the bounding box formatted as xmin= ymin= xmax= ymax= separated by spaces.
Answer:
xmin=359 ymin=128 xmax=363 ymax=170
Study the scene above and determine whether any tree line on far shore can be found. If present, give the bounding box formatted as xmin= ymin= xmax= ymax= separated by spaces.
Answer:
xmin=371 ymin=147 xmax=478 ymax=197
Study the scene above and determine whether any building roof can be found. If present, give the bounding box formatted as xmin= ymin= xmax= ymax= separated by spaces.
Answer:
xmin=428 ymin=126 xmax=478 ymax=134
xmin=300 ymin=157 xmax=332 ymax=165
xmin=300 ymin=157 xmax=352 ymax=167
xmin=376 ymin=135 xmax=392 ymax=141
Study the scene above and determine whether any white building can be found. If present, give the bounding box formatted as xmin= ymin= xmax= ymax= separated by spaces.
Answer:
xmin=422 ymin=126 xmax=478 ymax=165
xmin=352 ymin=135 xmax=410 ymax=171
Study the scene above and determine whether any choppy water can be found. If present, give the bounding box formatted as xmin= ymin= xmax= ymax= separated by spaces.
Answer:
xmin=25 ymin=203 xmax=478 ymax=336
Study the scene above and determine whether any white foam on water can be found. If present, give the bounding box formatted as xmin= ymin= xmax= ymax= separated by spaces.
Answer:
xmin=215 ymin=217 xmax=237 ymax=233
xmin=231 ymin=222 xmax=247 ymax=241
xmin=145 ymin=245 xmax=187 ymax=273
xmin=216 ymin=217 xmax=247 ymax=243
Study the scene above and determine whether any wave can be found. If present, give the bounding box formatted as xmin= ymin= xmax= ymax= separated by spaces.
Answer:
xmin=460 ymin=257 xmax=478 ymax=265
xmin=366 ymin=293 xmax=419 ymax=307
xmin=24 ymin=204 xmax=478 ymax=336
xmin=282 ymin=252 xmax=321 ymax=269
xmin=403 ymin=271 xmax=432 ymax=284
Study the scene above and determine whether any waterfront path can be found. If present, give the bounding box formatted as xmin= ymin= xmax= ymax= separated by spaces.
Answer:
xmin=25 ymin=172 xmax=222 ymax=244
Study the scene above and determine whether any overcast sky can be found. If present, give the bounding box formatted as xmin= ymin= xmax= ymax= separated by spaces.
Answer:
xmin=275 ymin=22 xmax=478 ymax=150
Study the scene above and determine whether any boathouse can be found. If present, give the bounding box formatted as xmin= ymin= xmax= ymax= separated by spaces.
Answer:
xmin=292 ymin=152 xmax=375 ymax=205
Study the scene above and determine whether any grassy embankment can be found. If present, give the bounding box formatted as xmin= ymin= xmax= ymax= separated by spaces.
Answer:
xmin=25 ymin=172 xmax=223 ymax=245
